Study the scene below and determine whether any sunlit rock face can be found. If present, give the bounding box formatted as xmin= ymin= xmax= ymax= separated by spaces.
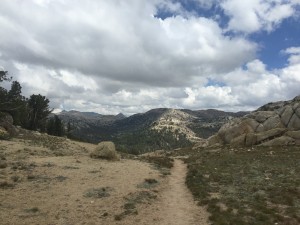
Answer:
xmin=207 ymin=95 xmax=300 ymax=147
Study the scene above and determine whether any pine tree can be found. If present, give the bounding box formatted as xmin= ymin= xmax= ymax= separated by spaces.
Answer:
xmin=27 ymin=94 xmax=52 ymax=131
xmin=54 ymin=115 xmax=64 ymax=136
xmin=47 ymin=115 xmax=65 ymax=137
xmin=0 ymin=71 xmax=11 ymax=82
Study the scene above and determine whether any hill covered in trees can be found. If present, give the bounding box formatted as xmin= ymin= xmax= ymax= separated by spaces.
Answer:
xmin=0 ymin=70 xmax=63 ymax=137
xmin=1 ymin=70 xmax=246 ymax=153
xmin=57 ymin=108 xmax=247 ymax=154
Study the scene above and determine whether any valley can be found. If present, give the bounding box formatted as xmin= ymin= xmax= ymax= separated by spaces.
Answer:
xmin=57 ymin=108 xmax=247 ymax=154
xmin=1 ymin=1 xmax=300 ymax=224
xmin=0 ymin=95 xmax=300 ymax=225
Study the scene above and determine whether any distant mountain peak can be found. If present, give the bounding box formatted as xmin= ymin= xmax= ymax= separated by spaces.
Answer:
xmin=55 ymin=107 xmax=247 ymax=153
xmin=116 ymin=113 xmax=126 ymax=119
xmin=151 ymin=108 xmax=201 ymax=142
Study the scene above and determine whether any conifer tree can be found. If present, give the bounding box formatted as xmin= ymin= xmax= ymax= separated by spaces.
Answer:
xmin=27 ymin=94 xmax=52 ymax=131
xmin=47 ymin=115 xmax=65 ymax=136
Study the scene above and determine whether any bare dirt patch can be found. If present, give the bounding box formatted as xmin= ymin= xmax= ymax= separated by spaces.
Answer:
xmin=153 ymin=159 xmax=209 ymax=225
xmin=0 ymin=137 xmax=210 ymax=225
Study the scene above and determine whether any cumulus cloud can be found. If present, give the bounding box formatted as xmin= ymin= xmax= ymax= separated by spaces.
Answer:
xmin=177 ymin=47 xmax=300 ymax=112
xmin=282 ymin=47 xmax=300 ymax=64
xmin=209 ymin=50 xmax=300 ymax=109
xmin=221 ymin=0 xmax=299 ymax=33
xmin=183 ymin=86 xmax=238 ymax=109
xmin=0 ymin=0 xmax=256 ymax=86
xmin=0 ymin=0 xmax=299 ymax=115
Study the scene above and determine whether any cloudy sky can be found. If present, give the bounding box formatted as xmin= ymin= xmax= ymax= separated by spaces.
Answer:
xmin=0 ymin=0 xmax=300 ymax=115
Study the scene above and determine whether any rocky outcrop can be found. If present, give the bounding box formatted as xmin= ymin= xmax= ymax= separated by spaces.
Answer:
xmin=151 ymin=109 xmax=202 ymax=142
xmin=0 ymin=112 xmax=16 ymax=138
xmin=207 ymin=96 xmax=300 ymax=147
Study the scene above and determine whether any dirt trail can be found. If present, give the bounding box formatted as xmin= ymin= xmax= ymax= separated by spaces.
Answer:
xmin=156 ymin=159 xmax=209 ymax=225
xmin=0 ymin=138 xmax=209 ymax=225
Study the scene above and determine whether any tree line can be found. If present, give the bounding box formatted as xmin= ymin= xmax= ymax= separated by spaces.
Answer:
xmin=0 ymin=70 xmax=65 ymax=137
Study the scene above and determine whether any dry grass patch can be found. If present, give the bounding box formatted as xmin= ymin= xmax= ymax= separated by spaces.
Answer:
xmin=115 ymin=190 xmax=157 ymax=221
xmin=137 ymin=178 xmax=159 ymax=189
xmin=178 ymin=146 xmax=300 ymax=225
xmin=140 ymin=155 xmax=174 ymax=176
xmin=83 ymin=187 xmax=114 ymax=198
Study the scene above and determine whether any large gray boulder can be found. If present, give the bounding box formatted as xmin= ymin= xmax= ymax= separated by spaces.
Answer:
xmin=285 ymin=130 xmax=300 ymax=140
xmin=90 ymin=141 xmax=120 ymax=161
xmin=261 ymin=115 xmax=285 ymax=131
xmin=280 ymin=106 xmax=294 ymax=126
xmin=207 ymin=134 xmax=224 ymax=147
xmin=260 ymin=136 xmax=295 ymax=147
xmin=0 ymin=112 xmax=16 ymax=137
xmin=218 ymin=118 xmax=257 ymax=144
xmin=256 ymin=128 xmax=287 ymax=144
xmin=0 ymin=126 xmax=9 ymax=140
xmin=295 ymin=107 xmax=300 ymax=118
xmin=287 ymin=114 xmax=300 ymax=130
xmin=207 ymin=95 xmax=300 ymax=147
xmin=250 ymin=111 xmax=277 ymax=123
xmin=230 ymin=134 xmax=247 ymax=147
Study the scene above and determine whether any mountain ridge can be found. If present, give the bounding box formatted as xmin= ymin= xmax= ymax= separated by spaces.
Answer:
xmin=56 ymin=107 xmax=247 ymax=153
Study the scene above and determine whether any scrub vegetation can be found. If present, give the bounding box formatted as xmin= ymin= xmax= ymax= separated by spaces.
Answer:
xmin=177 ymin=146 xmax=300 ymax=225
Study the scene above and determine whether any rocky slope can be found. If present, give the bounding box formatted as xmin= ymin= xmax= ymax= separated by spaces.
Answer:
xmin=57 ymin=108 xmax=246 ymax=153
xmin=207 ymin=95 xmax=300 ymax=147
xmin=151 ymin=109 xmax=201 ymax=142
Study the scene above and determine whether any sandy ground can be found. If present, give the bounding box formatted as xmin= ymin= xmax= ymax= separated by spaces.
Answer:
xmin=156 ymin=159 xmax=209 ymax=225
xmin=133 ymin=159 xmax=209 ymax=225
xmin=0 ymin=137 xmax=209 ymax=225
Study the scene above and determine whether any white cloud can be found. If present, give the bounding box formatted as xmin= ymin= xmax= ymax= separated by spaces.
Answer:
xmin=246 ymin=59 xmax=267 ymax=74
xmin=184 ymin=88 xmax=196 ymax=106
xmin=179 ymin=47 xmax=300 ymax=111
xmin=10 ymin=51 xmax=300 ymax=115
xmin=212 ymin=50 xmax=300 ymax=108
xmin=287 ymin=54 xmax=300 ymax=65
xmin=0 ymin=0 xmax=256 ymax=86
xmin=54 ymin=70 xmax=98 ymax=91
xmin=221 ymin=0 xmax=299 ymax=33
xmin=282 ymin=47 xmax=300 ymax=64
xmin=0 ymin=1 xmax=299 ymax=115
xmin=183 ymin=86 xmax=238 ymax=109
xmin=284 ymin=47 xmax=300 ymax=54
